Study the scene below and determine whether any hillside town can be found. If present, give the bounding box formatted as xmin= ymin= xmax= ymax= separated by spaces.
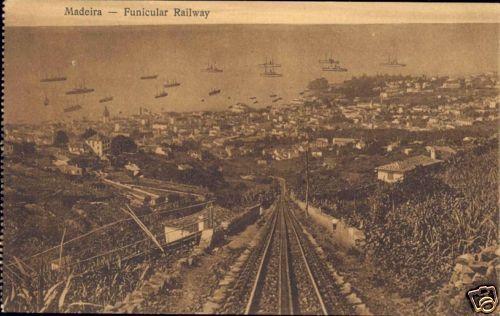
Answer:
xmin=5 ymin=73 xmax=498 ymax=184
xmin=4 ymin=72 xmax=499 ymax=315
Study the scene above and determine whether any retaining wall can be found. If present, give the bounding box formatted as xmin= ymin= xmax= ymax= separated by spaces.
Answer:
xmin=223 ymin=204 xmax=262 ymax=236
xmin=290 ymin=193 xmax=365 ymax=251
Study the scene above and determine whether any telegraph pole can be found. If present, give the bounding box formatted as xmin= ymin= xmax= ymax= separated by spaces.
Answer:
xmin=209 ymin=201 xmax=214 ymax=229
xmin=305 ymin=142 xmax=310 ymax=218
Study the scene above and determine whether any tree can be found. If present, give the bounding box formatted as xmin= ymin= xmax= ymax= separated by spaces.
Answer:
xmin=53 ymin=130 xmax=69 ymax=148
xmin=13 ymin=142 xmax=36 ymax=157
xmin=307 ymin=77 xmax=329 ymax=91
xmin=155 ymin=195 xmax=167 ymax=205
xmin=143 ymin=195 xmax=152 ymax=208
xmin=80 ymin=128 xmax=97 ymax=140
xmin=110 ymin=135 xmax=137 ymax=155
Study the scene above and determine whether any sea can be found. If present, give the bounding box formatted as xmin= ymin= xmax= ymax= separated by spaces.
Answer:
xmin=4 ymin=24 xmax=498 ymax=124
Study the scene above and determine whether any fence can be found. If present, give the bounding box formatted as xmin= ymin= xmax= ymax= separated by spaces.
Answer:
xmin=4 ymin=201 xmax=214 ymax=273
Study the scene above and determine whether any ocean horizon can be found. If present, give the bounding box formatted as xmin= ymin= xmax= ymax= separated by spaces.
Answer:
xmin=4 ymin=24 xmax=498 ymax=124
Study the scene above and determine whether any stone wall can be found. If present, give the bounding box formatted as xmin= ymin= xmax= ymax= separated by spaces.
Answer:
xmin=434 ymin=244 xmax=499 ymax=314
xmin=223 ymin=204 xmax=261 ymax=236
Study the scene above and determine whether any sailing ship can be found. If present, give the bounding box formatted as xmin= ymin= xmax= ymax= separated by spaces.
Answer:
xmin=40 ymin=68 xmax=67 ymax=82
xmin=380 ymin=55 xmax=406 ymax=67
xmin=259 ymin=58 xmax=281 ymax=68
xmin=64 ymin=94 xmax=83 ymax=112
xmin=322 ymin=64 xmax=348 ymax=72
xmin=164 ymin=79 xmax=181 ymax=88
xmin=209 ymin=88 xmax=221 ymax=96
xmin=203 ymin=63 xmax=223 ymax=73
xmin=380 ymin=43 xmax=406 ymax=67
xmin=262 ymin=68 xmax=283 ymax=77
xmin=66 ymin=80 xmax=95 ymax=95
xmin=99 ymin=96 xmax=114 ymax=103
xmin=260 ymin=58 xmax=283 ymax=77
xmin=320 ymin=53 xmax=348 ymax=72
xmin=155 ymin=88 xmax=168 ymax=98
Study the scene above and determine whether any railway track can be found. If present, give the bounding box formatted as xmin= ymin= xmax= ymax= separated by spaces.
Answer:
xmin=221 ymin=208 xmax=279 ymax=314
xmin=221 ymin=196 xmax=351 ymax=315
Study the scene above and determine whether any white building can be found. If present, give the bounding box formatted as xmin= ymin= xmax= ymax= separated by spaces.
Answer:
xmin=85 ymin=134 xmax=110 ymax=158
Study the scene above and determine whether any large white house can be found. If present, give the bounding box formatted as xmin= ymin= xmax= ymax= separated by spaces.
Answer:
xmin=376 ymin=155 xmax=441 ymax=183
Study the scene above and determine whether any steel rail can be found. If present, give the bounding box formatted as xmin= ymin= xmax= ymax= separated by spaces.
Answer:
xmin=244 ymin=208 xmax=280 ymax=314
xmin=278 ymin=205 xmax=294 ymax=314
xmin=285 ymin=207 xmax=329 ymax=315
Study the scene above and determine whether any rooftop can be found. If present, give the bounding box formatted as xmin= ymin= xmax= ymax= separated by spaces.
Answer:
xmin=376 ymin=155 xmax=441 ymax=173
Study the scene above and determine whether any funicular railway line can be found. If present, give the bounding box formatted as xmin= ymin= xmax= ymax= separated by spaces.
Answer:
xmin=221 ymin=196 xmax=352 ymax=315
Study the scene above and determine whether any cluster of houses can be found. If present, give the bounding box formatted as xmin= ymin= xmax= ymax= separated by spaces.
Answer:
xmin=4 ymin=72 xmax=497 ymax=183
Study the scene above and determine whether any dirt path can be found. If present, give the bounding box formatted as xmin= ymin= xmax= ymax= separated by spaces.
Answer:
xmin=141 ymin=218 xmax=265 ymax=313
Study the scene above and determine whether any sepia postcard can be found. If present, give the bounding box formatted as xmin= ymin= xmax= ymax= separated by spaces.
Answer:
xmin=2 ymin=1 xmax=499 ymax=314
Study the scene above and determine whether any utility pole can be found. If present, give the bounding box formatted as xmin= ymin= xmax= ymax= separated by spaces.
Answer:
xmin=305 ymin=142 xmax=310 ymax=218
xmin=209 ymin=202 xmax=214 ymax=229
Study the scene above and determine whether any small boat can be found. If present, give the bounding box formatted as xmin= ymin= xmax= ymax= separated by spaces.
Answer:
xmin=40 ymin=76 xmax=67 ymax=83
xmin=209 ymin=88 xmax=221 ymax=96
xmin=66 ymin=87 xmax=95 ymax=95
xmin=141 ymin=74 xmax=158 ymax=80
xmin=99 ymin=96 xmax=113 ymax=103
xmin=64 ymin=104 xmax=82 ymax=112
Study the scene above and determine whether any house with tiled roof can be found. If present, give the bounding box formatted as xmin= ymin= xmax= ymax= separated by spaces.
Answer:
xmin=375 ymin=155 xmax=442 ymax=183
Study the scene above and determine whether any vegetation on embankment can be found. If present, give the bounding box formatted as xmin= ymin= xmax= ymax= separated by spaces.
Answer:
xmin=363 ymin=140 xmax=497 ymax=298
